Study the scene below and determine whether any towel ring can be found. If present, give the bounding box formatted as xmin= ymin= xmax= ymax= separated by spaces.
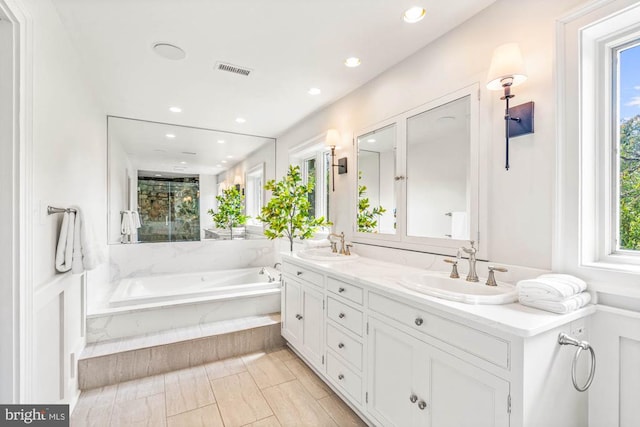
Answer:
xmin=558 ymin=332 xmax=596 ymax=392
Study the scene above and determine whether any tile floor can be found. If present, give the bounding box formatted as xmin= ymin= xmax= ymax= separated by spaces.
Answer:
xmin=71 ymin=347 xmax=367 ymax=427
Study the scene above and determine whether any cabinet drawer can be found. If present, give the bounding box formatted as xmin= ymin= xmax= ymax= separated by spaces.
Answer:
xmin=326 ymin=352 xmax=362 ymax=404
xmin=282 ymin=262 xmax=323 ymax=288
xmin=327 ymin=277 xmax=363 ymax=305
xmin=326 ymin=323 xmax=363 ymax=371
xmin=369 ymin=292 xmax=510 ymax=369
xmin=327 ymin=297 xmax=363 ymax=336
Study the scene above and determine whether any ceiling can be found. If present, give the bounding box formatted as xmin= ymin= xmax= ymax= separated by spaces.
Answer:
xmin=52 ymin=0 xmax=496 ymax=138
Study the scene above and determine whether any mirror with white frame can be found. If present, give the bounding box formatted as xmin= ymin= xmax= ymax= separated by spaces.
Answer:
xmin=406 ymin=95 xmax=471 ymax=240
xmin=356 ymin=124 xmax=397 ymax=235
xmin=354 ymin=84 xmax=479 ymax=255
xmin=108 ymin=116 xmax=275 ymax=244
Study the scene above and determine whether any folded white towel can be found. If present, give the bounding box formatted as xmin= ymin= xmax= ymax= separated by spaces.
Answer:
xmin=132 ymin=211 xmax=141 ymax=228
xmin=55 ymin=211 xmax=75 ymax=273
xmin=517 ymin=274 xmax=587 ymax=301
xmin=519 ymin=292 xmax=591 ymax=314
xmin=71 ymin=207 xmax=105 ymax=273
xmin=305 ymin=239 xmax=331 ymax=248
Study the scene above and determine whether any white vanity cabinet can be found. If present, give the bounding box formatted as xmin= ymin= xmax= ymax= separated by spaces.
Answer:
xmin=281 ymin=263 xmax=325 ymax=367
xmin=280 ymin=256 xmax=592 ymax=427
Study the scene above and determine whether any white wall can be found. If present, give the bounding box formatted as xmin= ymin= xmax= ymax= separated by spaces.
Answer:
xmin=0 ymin=10 xmax=16 ymax=403
xmin=22 ymin=0 xmax=106 ymax=406
xmin=275 ymin=0 xmax=587 ymax=270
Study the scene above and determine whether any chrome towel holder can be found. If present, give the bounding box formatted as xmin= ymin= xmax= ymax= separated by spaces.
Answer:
xmin=558 ymin=332 xmax=596 ymax=392
xmin=47 ymin=206 xmax=77 ymax=215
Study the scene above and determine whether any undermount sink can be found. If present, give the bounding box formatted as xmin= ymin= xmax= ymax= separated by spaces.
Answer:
xmin=399 ymin=271 xmax=517 ymax=305
xmin=297 ymin=248 xmax=359 ymax=261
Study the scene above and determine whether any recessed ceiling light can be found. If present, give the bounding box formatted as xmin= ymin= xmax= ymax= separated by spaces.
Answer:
xmin=180 ymin=161 xmax=187 ymax=164
xmin=308 ymin=88 xmax=321 ymax=95
xmin=344 ymin=57 xmax=361 ymax=68
xmin=227 ymin=155 xmax=233 ymax=159
xmin=221 ymin=160 xmax=227 ymax=163
xmin=403 ymin=6 xmax=426 ymax=23
xmin=367 ymin=139 xmax=376 ymax=143
xmin=155 ymin=174 xmax=162 ymax=177
xmin=165 ymin=133 xmax=176 ymax=139
xmin=235 ymin=117 xmax=246 ymax=123
xmin=152 ymin=42 xmax=186 ymax=60
xmin=169 ymin=106 xmax=182 ymax=113
xmin=217 ymin=140 xmax=225 ymax=144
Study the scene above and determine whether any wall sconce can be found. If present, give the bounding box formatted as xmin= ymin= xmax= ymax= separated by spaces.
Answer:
xmin=325 ymin=129 xmax=348 ymax=191
xmin=234 ymin=175 xmax=243 ymax=194
xmin=487 ymin=43 xmax=534 ymax=170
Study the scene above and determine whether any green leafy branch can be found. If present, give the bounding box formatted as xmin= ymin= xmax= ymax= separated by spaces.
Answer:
xmin=357 ymin=171 xmax=386 ymax=233
xmin=208 ymin=186 xmax=248 ymax=234
xmin=257 ymin=164 xmax=331 ymax=251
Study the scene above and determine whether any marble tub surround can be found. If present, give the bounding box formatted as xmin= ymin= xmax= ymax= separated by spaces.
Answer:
xmin=282 ymin=252 xmax=595 ymax=338
xmin=93 ymin=239 xmax=276 ymax=313
xmin=78 ymin=314 xmax=284 ymax=390
xmin=72 ymin=348 xmax=367 ymax=427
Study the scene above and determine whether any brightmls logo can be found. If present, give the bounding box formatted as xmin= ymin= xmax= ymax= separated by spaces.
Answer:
xmin=1 ymin=405 xmax=68 ymax=426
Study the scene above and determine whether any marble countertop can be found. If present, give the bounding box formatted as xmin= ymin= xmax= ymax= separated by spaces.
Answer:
xmin=281 ymin=252 xmax=596 ymax=339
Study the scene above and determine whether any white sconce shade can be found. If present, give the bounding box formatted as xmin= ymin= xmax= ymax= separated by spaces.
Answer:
xmin=325 ymin=129 xmax=341 ymax=148
xmin=486 ymin=43 xmax=527 ymax=91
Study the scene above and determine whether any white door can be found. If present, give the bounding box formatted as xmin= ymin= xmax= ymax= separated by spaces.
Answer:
xmin=367 ymin=317 xmax=430 ymax=427
xmin=429 ymin=345 xmax=510 ymax=427
xmin=300 ymin=286 xmax=324 ymax=367
xmin=282 ymin=279 xmax=302 ymax=346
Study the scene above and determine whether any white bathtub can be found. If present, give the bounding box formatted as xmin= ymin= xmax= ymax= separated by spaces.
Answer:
xmin=109 ymin=267 xmax=280 ymax=308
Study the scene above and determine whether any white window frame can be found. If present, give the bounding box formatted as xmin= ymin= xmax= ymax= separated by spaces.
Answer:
xmin=556 ymin=0 xmax=640 ymax=294
xmin=289 ymin=133 xmax=331 ymax=229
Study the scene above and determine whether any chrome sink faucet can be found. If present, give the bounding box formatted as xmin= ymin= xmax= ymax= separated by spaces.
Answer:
xmin=459 ymin=240 xmax=479 ymax=282
xmin=329 ymin=232 xmax=346 ymax=255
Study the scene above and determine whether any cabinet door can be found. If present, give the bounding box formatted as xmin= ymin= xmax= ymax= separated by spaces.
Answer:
xmin=368 ymin=317 xmax=430 ymax=427
xmin=301 ymin=286 xmax=324 ymax=367
xmin=429 ymin=345 xmax=510 ymax=427
xmin=282 ymin=279 xmax=302 ymax=345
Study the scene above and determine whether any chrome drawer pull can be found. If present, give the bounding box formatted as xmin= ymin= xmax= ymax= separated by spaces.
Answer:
xmin=338 ymin=374 xmax=344 ymax=380
xmin=295 ymin=314 xmax=303 ymax=320
xmin=338 ymin=313 xmax=345 ymax=319
xmin=338 ymin=287 xmax=345 ymax=293
xmin=409 ymin=394 xmax=418 ymax=403
xmin=296 ymin=271 xmax=303 ymax=276
xmin=338 ymin=343 xmax=345 ymax=349
xmin=415 ymin=317 xmax=424 ymax=326
xmin=418 ymin=401 xmax=427 ymax=410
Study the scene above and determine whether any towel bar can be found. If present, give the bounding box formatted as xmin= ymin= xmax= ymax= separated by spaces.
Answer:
xmin=47 ymin=206 xmax=77 ymax=215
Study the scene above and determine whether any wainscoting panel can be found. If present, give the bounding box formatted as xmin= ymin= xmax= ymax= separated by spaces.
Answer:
xmin=589 ymin=306 xmax=640 ymax=427
xmin=33 ymin=273 xmax=85 ymax=406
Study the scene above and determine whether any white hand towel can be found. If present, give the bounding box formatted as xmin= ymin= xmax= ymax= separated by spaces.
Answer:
xmin=71 ymin=207 xmax=105 ymax=274
xmin=519 ymin=292 xmax=591 ymax=314
xmin=517 ymin=274 xmax=587 ymax=301
xmin=450 ymin=211 xmax=468 ymax=240
xmin=121 ymin=210 xmax=131 ymax=235
xmin=55 ymin=211 xmax=75 ymax=273
xmin=132 ymin=211 xmax=141 ymax=228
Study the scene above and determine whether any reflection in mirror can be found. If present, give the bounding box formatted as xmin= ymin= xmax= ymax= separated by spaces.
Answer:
xmin=108 ymin=116 xmax=275 ymax=244
xmin=406 ymin=95 xmax=470 ymax=240
xmin=357 ymin=124 xmax=396 ymax=234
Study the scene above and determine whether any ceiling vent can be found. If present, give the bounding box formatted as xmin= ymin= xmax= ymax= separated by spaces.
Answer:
xmin=216 ymin=62 xmax=252 ymax=76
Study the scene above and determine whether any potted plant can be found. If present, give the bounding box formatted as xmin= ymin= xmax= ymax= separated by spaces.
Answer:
xmin=258 ymin=165 xmax=330 ymax=251
xmin=208 ymin=186 xmax=248 ymax=239
xmin=358 ymin=171 xmax=386 ymax=232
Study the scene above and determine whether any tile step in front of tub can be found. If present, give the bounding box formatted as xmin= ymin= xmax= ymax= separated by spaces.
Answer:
xmin=78 ymin=313 xmax=283 ymax=390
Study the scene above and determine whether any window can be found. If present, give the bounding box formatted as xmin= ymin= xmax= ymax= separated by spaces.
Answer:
xmin=615 ymin=42 xmax=640 ymax=253
xmin=557 ymin=0 xmax=640 ymax=287
xmin=245 ymin=164 xmax=264 ymax=226
xmin=297 ymin=149 xmax=330 ymax=222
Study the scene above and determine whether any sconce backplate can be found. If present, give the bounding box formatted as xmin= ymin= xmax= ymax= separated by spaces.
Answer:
xmin=508 ymin=101 xmax=534 ymax=138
